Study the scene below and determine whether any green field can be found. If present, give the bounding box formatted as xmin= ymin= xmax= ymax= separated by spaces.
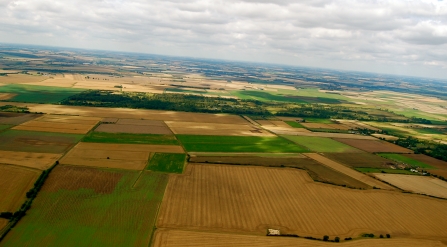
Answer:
xmin=303 ymin=118 xmax=333 ymax=123
xmin=176 ymin=135 xmax=307 ymax=153
xmin=0 ymin=84 xmax=85 ymax=103
xmin=285 ymin=121 xmax=304 ymax=128
xmin=0 ymin=130 xmax=83 ymax=153
xmin=1 ymin=166 xmax=168 ymax=247
xmin=356 ymin=167 xmax=418 ymax=175
xmin=282 ymin=135 xmax=360 ymax=153
xmin=0 ymin=124 xmax=12 ymax=131
xmin=378 ymin=153 xmax=433 ymax=168
xmin=83 ymin=132 xmax=179 ymax=145
xmin=147 ymin=153 xmax=186 ymax=173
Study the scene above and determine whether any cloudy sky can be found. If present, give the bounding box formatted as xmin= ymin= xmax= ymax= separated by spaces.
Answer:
xmin=1 ymin=0 xmax=446 ymax=79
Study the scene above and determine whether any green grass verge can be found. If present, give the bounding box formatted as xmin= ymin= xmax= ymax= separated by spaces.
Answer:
xmin=378 ymin=153 xmax=433 ymax=168
xmin=285 ymin=121 xmax=304 ymax=128
xmin=176 ymin=135 xmax=307 ymax=153
xmin=147 ymin=153 xmax=186 ymax=173
xmin=356 ymin=168 xmax=418 ymax=175
xmin=282 ymin=135 xmax=360 ymax=153
xmin=83 ymin=132 xmax=179 ymax=145
xmin=0 ymin=84 xmax=85 ymax=103
xmin=0 ymin=169 xmax=167 ymax=247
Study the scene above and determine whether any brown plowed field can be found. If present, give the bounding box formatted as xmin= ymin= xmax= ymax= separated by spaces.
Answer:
xmin=189 ymin=156 xmax=370 ymax=188
xmin=165 ymin=121 xmax=273 ymax=136
xmin=0 ymin=164 xmax=40 ymax=212
xmin=334 ymin=139 xmax=413 ymax=153
xmin=402 ymin=154 xmax=447 ymax=169
xmin=0 ymin=113 xmax=40 ymax=125
xmin=323 ymin=153 xmax=395 ymax=168
xmin=13 ymin=115 xmax=100 ymax=134
xmin=94 ymin=123 xmax=173 ymax=134
xmin=0 ymin=93 xmax=16 ymax=100
xmin=0 ymin=219 xmax=8 ymax=230
xmin=0 ymin=150 xmax=61 ymax=170
xmin=157 ymin=164 xmax=447 ymax=239
xmin=153 ymin=230 xmax=447 ymax=247
xmin=373 ymin=174 xmax=447 ymax=198
xmin=60 ymin=142 xmax=183 ymax=170
xmin=304 ymin=153 xmax=394 ymax=189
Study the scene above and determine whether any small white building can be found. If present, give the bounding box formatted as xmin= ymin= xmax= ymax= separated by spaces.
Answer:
xmin=267 ymin=229 xmax=280 ymax=236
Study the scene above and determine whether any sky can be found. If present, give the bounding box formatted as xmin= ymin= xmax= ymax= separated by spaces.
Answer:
xmin=0 ymin=0 xmax=447 ymax=79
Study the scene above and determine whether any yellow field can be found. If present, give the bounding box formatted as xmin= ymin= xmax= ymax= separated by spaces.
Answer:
xmin=304 ymin=153 xmax=394 ymax=189
xmin=158 ymin=164 xmax=447 ymax=239
xmin=0 ymin=164 xmax=40 ymax=212
xmin=269 ymin=129 xmax=376 ymax=139
xmin=12 ymin=115 xmax=100 ymax=134
xmin=165 ymin=121 xmax=274 ymax=136
xmin=153 ymin=230 xmax=447 ymax=247
xmin=60 ymin=142 xmax=183 ymax=170
xmin=373 ymin=174 xmax=447 ymax=198
xmin=0 ymin=150 xmax=61 ymax=170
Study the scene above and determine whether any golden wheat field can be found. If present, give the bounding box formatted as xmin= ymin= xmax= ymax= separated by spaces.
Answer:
xmin=0 ymin=150 xmax=61 ymax=170
xmin=12 ymin=115 xmax=100 ymax=134
xmin=152 ymin=230 xmax=447 ymax=247
xmin=373 ymin=174 xmax=447 ymax=198
xmin=157 ymin=164 xmax=447 ymax=239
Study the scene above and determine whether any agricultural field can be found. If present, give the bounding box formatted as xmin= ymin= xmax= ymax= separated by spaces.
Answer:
xmin=0 ymin=113 xmax=40 ymax=125
xmin=60 ymin=142 xmax=183 ymax=170
xmin=402 ymin=154 xmax=447 ymax=170
xmin=355 ymin=168 xmax=416 ymax=175
xmin=0 ymin=130 xmax=83 ymax=153
xmin=12 ymin=115 xmax=100 ymax=134
xmin=373 ymin=174 xmax=447 ymax=198
xmin=284 ymin=121 xmax=304 ymax=128
xmin=147 ymin=153 xmax=187 ymax=173
xmin=378 ymin=153 xmax=433 ymax=168
xmin=282 ymin=135 xmax=361 ymax=153
xmin=304 ymin=153 xmax=394 ymax=189
xmin=333 ymin=138 xmax=413 ymax=153
xmin=95 ymin=119 xmax=173 ymax=134
xmin=0 ymin=84 xmax=85 ymax=103
xmin=0 ymin=150 xmax=61 ymax=170
xmin=165 ymin=121 xmax=273 ymax=136
xmin=0 ymin=165 xmax=168 ymax=247
xmin=153 ymin=230 xmax=447 ymax=247
xmin=300 ymin=123 xmax=351 ymax=131
xmin=83 ymin=132 xmax=179 ymax=145
xmin=176 ymin=135 xmax=307 ymax=153
xmin=323 ymin=153 xmax=396 ymax=168
xmin=189 ymin=155 xmax=371 ymax=188
xmin=269 ymin=129 xmax=375 ymax=139
xmin=157 ymin=164 xmax=447 ymax=239
xmin=0 ymin=164 xmax=40 ymax=213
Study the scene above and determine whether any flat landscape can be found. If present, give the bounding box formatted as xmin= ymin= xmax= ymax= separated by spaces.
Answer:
xmin=157 ymin=164 xmax=447 ymax=239
xmin=95 ymin=119 xmax=173 ymax=134
xmin=334 ymin=138 xmax=414 ymax=153
xmin=83 ymin=132 xmax=179 ymax=145
xmin=165 ymin=121 xmax=273 ymax=136
xmin=0 ymin=150 xmax=61 ymax=170
xmin=373 ymin=174 xmax=447 ymax=198
xmin=283 ymin=135 xmax=362 ymax=153
xmin=0 ymin=165 xmax=168 ymax=247
xmin=12 ymin=115 xmax=100 ymax=134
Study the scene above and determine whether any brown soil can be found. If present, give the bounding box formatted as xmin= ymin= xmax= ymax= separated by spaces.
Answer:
xmin=0 ymin=113 xmax=40 ymax=125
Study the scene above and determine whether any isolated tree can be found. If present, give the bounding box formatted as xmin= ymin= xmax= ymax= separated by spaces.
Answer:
xmin=386 ymin=234 xmax=391 ymax=238
xmin=323 ymin=235 xmax=329 ymax=241
xmin=334 ymin=237 xmax=340 ymax=242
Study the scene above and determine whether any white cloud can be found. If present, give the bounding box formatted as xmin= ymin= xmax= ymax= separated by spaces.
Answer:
xmin=0 ymin=0 xmax=447 ymax=79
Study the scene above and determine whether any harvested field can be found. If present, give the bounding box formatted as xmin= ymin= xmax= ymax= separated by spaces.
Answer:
xmin=0 ymin=150 xmax=61 ymax=170
xmin=283 ymin=136 xmax=362 ymax=153
xmin=0 ymin=130 xmax=83 ymax=153
xmin=166 ymin=121 xmax=273 ymax=136
xmin=402 ymin=154 xmax=447 ymax=170
xmin=301 ymin=123 xmax=351 ymax=130
xmin=304 ymin=153 xmax=394 ymax=189
xmin=158 ymin=164 xmax=447 ymax=239
xmin=83 ymin=132 xmax=179 ymax=145
xmin=10 ymin=104 xmax=249 ymax=124
xmin=189 ymin=155 xmax=371 ymax=188
xmin=60 ymin=142 xmax=182 ymax=170
xmin=95 ymin=123 xmax=173 ymax=134
xmin=153 ymin=230 xmax=447 ymax=247
xmin=0 ymin=93 xmax=16 ymax=100
xmin=261 ymin=125 xmax=311 ymax=133
xmin=0 ymin=113 xmax=40 ymax=125
xmin=177 ymin=135 xmax=306 ymax=153
xmin=374 ymin=174 xmax=447 ymax=198
xmin=13 ymin=115 xmax=100 ymax=134
xmin=116 ymin=119 xmax=166 ymax=126
xmin=1 ymin=166 xmax=168 ymax=247
xmin=268 ymin=129 xmax=375 ymax=139
xmin=334 ymin=138 xmax=413 ymax=153
xmin=256 ymin=120 xmax=291 ymax=128
xmin=0 ymin=164 xmax=40 ymax=212
xmin=323 ymin=153 xmax=396 ymax=168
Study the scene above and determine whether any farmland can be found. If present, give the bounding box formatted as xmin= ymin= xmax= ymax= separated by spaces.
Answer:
xmin=147 ymin=153 xmax=187 ymax=173
xmin=176 ymin=135 xmax=307 ymax=153
xmin=95 ymin=118 xmax=173 ymax=134
xmin=83 ymin=132 xmax=179 ymax=145
xmin=0 ymin=166 xmax=168 ymax=247
xmin=153 ymin=230 xmax=447 ymax=247
xmin=355 ymin=168 xmax=416 ymax=175
xmin=373 ymin=174 xmax=447 ymax=198
xmin=378 ymin=153 xmax=433 ymax=168
xmin=165 ymin=121 xmax=273 ymax=136
xmin=282 ymin=135 xmax=361 ymax=153
xmin=0 ymin=164 xmax=40 ymax=213
xmin=323 ymin=153 xmax=395 ymax=168
xmin=0 ymin=150 xmax=61 ymax=170
xmin=0 ymin=130 xmax=83 ymax=153
xmin=0 ymin=84 xmax=85 ymax=103
xmin=12 ymin=115 xmax=100 ymax=134
xmin=402 ymin=154 xmax=447 ymax=170
xmin=284 ymin=121 xmax=304 ymax=128
xmin=157 ymin=164 xmax=447 ymax=238
xmin=333 ymin=138 xmax=413 ymax=153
